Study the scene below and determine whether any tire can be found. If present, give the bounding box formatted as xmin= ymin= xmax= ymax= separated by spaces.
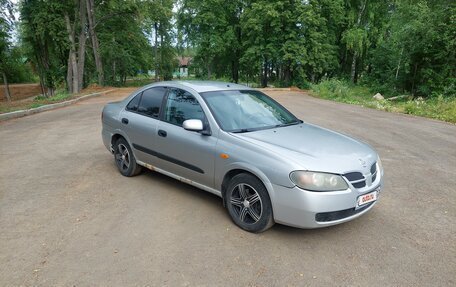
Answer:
xmin=113 ymin=137 xmax=142 ymax=177
xmin=226 ymin=173 xmax=274 ymax=233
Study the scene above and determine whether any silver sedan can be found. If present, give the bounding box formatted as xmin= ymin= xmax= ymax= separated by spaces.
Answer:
xmin=101 ymin=81 xmax=384 ymax=232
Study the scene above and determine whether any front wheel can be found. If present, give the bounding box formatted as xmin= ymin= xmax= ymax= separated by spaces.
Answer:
xmin=226 ymin=173 xmax=274 ymax=233
xmin=113 ymin=138 xmax=142 ymax=177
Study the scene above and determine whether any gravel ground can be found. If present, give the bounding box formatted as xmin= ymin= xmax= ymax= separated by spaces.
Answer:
xmin=0 ymin=88 xmax=455 ymax=286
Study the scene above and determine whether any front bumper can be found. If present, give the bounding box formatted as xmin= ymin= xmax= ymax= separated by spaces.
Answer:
xmin=271 ymin=183 xmax=381 ymax=228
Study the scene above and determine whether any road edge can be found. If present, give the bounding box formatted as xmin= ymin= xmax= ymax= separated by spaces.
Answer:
xmin=0 ymin=89 xmax=116 ymax=122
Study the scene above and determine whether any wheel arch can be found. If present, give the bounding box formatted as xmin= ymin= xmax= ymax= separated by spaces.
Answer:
xmin=220 ymin=164 xmax=276 ymax=212
xmin=110 ymin=131 xmax=136 ymax=157
xmin=111 ymin=133 xmax=124 ymax=147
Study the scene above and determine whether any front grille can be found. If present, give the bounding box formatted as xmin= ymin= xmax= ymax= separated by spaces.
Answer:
xmin=371 ymin=163 xmax=377 ymax=182
xmin=344 ymin=172 xmax=366 ymax=188
xmin=315 ymin=202 xmax=374 ymax=222
xmin=344 ymin=161 xmax=377 ymax=189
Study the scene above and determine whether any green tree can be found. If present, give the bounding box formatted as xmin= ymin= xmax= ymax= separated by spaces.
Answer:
xmin=96 ymin=0 xmax=153 ymax=85
xmin=367 ymin=0 xmax=455 ymax=97
xmin=20 ymin=0 xmax=69 ymax=96
xmin=140 ymin=0 xmax=175 ymax=81
xmin=178 ymin=0 xmax=231 ymax=79
xmin=1 ymin=0 xmax=14 ymax=101
xmin=241 ymin=0 xmax=343 ymax=87
xmin=340 ymin=0 xmax=390 ymax=83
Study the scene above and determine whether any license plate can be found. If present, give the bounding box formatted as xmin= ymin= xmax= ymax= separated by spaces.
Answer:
xmin=356 ymin=190 xmax=378 ymax=208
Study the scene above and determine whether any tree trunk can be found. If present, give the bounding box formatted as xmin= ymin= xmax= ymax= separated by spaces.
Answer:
xmin=112 ymin=60 xmax=116 ymax=83
xmin=41 ymin=41 xmax=53 ymax=96
xmin=159 ymin=25 xmax=163 ymax=81
xmin=411 ymin=63 xmax=418 ymax=97
xmin=67 ymin=52 xmax=73 ymax=94
xmin=35 ymin=54 xmax=46 ymax=97
xmin=351 ymin=0 xmax=367 ymax=84
xmin=268 ymin=62 xmax=273 ymax=81
xmin=32 ymin=44 xmax=47 ymax=96
xmin=77 ymin=0 xmax=87 ymax=92
xmin=351 ymin=51 xmax=357 ymax=83
xmin=64 ymin=0 xmax=87 ymax=94
xmin=231 ymin=58 xmax=239 ymax=83
xmin=284 ymin=64 xmax=291 ymax=86
xmin=154 ymin=22 xmax=159 ymax=81
xmin=231 ymin=23 xmax=241 ymax=83
xmin=65 ymin=12 xmax=79 ymax=94
xmin=207 ymin=61 xmax=212 ymax=78
xmin=2 ymin=72 xmax=11 ymax=102
xmin=395 ymin=48 xmax=404 ymax=80
xmin=86 ymin=0 xmax=103 ymax=86
xmin=261 ymin=60 xmax=268 ymax=88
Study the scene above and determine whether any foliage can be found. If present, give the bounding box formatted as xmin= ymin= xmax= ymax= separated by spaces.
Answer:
xmin=311 ymin=79 xmax=456 ymax=123
xmin=3 ymin=46 xmax=36 ymax=82
xmin=96 ymin=0 xmax=153 ymax=85
xmin=0 ymin=90 xmax=71 ymax=113
xmin=34 ymin=91 xmax=71 ymax=102
xmin=0 ymin=0 xmax=453 ymax=106
xmin=20 ymin=0 xmax=69 ymax=95
xmin=140 ymin=0 xmax=176 ymax=81
xmin=364 ymin=0 xmax=456 ymax=97
xmin=16 ymin=0 xmax=175 ymax=93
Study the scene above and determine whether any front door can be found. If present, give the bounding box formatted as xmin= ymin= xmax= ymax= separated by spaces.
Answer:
xmin=155 ymin=88 xmax=217 ymax=188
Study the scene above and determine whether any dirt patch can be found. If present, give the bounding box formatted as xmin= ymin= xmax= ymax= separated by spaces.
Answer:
xmin=0 ymin=86 xmax=118 ymax=114
xmin=0 ymin=89 xmax=455 ymax=286
xmin=0 ymin=83 xmax=42 ymax=101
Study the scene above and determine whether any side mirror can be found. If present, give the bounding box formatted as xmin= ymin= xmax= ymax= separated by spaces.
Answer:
xmin=183 ymin=119 xmax=203 ymax=132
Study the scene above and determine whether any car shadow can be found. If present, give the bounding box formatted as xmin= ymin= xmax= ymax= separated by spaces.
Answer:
xmin=138 ymin=168 xmax=368 ymax=237
xmin=140 ymin=168 xmax=224 ymax=208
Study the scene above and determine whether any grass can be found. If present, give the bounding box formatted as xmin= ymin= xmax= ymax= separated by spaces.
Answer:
xmin=310 ymin=79 xmax=456 ymax=124
xmin=123 ymin=78 xmax=156 ymax=87
xmin=0 ymin=91 xmax=72 ymax=114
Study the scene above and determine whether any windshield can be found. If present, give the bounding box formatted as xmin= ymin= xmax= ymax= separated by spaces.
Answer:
xmin=201 ymin=90 xmax=300 ymax=133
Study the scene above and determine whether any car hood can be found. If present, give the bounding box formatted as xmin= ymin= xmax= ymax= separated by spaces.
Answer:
xmin=231 ymin=123 xmax=377 ymax=174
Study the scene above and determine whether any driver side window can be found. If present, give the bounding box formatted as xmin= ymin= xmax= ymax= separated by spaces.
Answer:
xmin=164 ymin=88 xmax=205 ymax=126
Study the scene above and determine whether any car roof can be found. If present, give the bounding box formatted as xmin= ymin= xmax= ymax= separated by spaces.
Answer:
xmin=155 ymin=80 xmax=254 ymax=93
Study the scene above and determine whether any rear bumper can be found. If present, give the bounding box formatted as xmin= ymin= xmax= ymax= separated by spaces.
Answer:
xmin=271 ymin=183 xmax=381 ymax=228
xmin=102 ymin=126 xmax=114 ymax=153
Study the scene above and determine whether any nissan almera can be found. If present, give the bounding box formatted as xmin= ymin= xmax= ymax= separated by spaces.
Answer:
xmin=102 ymin=81 xmax=384 ymax=232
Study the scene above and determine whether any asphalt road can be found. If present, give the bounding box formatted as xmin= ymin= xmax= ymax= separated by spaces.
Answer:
xmin=1 ymin=88 xmax=455 ymax=286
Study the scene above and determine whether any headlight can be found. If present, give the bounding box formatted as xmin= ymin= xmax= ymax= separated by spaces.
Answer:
xmin=377 ymin=156 xmax=383 ymax=175
xmin=290 ymin=171 xmax=349 ymax=192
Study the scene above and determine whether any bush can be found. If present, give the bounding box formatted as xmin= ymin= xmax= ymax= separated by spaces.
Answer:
xmin=35 ymin=91 xmax=71 ymax=102
xmin=311 ymin=79 xmax=456 ymax=124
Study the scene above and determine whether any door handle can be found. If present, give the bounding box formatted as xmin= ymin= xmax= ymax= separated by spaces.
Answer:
xmin=158 ymin=129 xmax=167 ymax=137
xmin=121 ymin=118 xmax=129 ymax=125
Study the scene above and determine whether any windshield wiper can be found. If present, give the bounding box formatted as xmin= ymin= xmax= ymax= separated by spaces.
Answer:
xmin=274 ymin=120 xmax=303 ymax=128
xmin=230 ymin=128 xmax=257 ymax=133
xmin=231 ymin=120 xmax=303 ymax=133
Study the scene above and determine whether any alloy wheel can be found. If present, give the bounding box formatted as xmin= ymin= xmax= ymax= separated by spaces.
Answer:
xmin=115 ymin=143 xmax=130 ymax=172
xmin=229 ymin=183 xmax=263 ymax=224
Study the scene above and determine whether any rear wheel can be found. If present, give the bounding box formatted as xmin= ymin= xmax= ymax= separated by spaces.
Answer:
xmin=113 ymin=138 xmax=142 ymax=177
xmin=226 ymin=173 xmax=274 ymax=233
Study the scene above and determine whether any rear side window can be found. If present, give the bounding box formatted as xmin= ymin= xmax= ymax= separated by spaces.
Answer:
xmin=126 ymin=93 xmax=141 ymax=111
xmin=137 ymin=87 xmax=167 ymax=118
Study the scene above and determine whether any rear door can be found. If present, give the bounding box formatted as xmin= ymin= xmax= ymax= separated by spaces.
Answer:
xmin=120 ymin=86 xmax=167 ymax=166
xmin=155 ymin=88 xmax=217 ymax=188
